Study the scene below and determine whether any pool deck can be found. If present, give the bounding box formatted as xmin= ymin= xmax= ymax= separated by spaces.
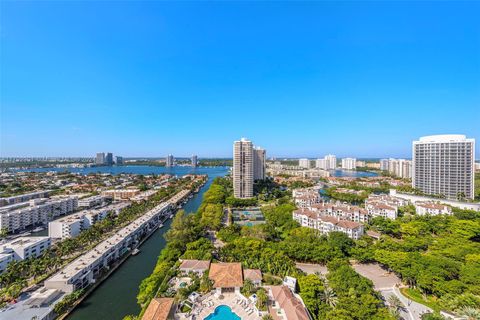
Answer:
xmin=179 ymin=292 xmax=261 ymax=320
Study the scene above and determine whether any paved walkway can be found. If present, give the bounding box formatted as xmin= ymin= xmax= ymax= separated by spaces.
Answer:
xmin=393 ymin=287 xmax=432 ymax=320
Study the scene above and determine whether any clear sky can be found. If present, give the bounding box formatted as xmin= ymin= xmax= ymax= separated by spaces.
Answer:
xmin=1 ymin=1 xmax=479 ymax=158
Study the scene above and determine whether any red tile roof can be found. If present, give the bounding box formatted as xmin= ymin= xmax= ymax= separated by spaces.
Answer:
xmin=142 ymin=298 xmax=174 ymax=320
xmin=270 ymin=286 xmax=309 ymax=320
xmin=209 ymin=263 xmax=243 ymax=288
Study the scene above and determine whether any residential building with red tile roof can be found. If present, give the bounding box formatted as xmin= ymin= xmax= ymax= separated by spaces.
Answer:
xmin=142 ymin=298 xmax=175 ymax=320
xmin=209 ymin=262 xmax=243 ymax=295
xmin=268 ymin=285 xmax=310 ymax=320
xmin=415 ymin=202 xmax=452 ymax=216
xmin=243 ymin=268 xmax=262 ymax=286
xmin=293 ymin=209 xmax=364 ymax=239
xmin=179 ymin=259 xmax=210 ymax=276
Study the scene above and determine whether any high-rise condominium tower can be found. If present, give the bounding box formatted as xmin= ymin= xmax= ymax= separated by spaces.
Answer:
xmin=299 ymin=159 xmax=311 ymax=169
xmin=412 ymin=134 xmax=475 ymax=200
xmin=315 ymin=158 xmax=326 ymax=169
xmin=166 ymin=154 xmax=174 ymax=167
xmin=191 ymin=155 xmax=198 ymax=167
xmin=95 ymin=153 xmax=105 ymax=165
xmin=253 ymin=147 xmax=266 ymax=180
xmin=325 ymin=154 xmax=337 ymax=170
xmin=341 ymin=158 xmax=356 ymax=170
xmin=233 ymin=138 xmax=254 ymax=198
xmin=105 ymin=153 xmax=113 ymax=166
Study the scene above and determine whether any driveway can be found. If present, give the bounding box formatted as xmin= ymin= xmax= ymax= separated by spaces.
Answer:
xmin=352 ymin=263 xmax=401 ymax=290
xmin=295 ymin=263 xmax=328 ymax=276
xmin=352 ymin=263 xmax=432 ymax=320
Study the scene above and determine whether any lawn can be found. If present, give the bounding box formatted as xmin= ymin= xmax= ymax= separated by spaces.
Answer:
xmin=400 ymin=287 xmax=440 ymax=312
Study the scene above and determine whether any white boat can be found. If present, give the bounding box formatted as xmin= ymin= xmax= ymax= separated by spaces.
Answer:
xmin=158 ymin=224 xmax=164 ymax=229
xmin=32 ymin=227 xmax=44 ymax=233
xmin=169 ymin=214 xmax=174 ymax=219
xmin=131 ymin=248 xmax=140 ymax=256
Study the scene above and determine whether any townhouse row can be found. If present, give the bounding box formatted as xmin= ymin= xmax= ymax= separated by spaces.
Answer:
xmin=44 ymin=201 xmax=173 ymax=293
xmin=48 ymin=202 xmax=132 ymax=239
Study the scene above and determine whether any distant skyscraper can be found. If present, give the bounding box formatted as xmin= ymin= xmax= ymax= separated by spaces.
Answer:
xmin=253 ymin=147 xmax=266 ymax=180
xmin=380 ymin=159 xmax=389 ymax=171
xmin=166 ymin=154 xmax=174 ymax=167
xmin=95 ymin=153 xmax=105 ymax=165
xmin=115 ymin=156 xmax=123 ymax=165
xmin=191 ymin=155 xmax=198 ymax=167
xmin=233 ymin=138 xmax=254 ymax=198
xmin=325 ymin=154 xmax=337 ymax=170
xmin=341 ymin=158 xmax=356 ymax=170
xmin=315 ymin=158 xmax=327 ymax=169
xmin=413 ymin=134 xmax=475 ymax=200
xmin=298 ymin=158 xmax=311 ymax=169
xmin=105 ymin=153 xmax=113 ymax=166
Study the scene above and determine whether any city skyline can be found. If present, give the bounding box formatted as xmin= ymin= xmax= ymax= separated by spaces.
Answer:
xmin=1 ymin=1 xmax=479 ymax=158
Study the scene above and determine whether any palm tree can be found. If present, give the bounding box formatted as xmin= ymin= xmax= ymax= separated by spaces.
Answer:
xmin=457 ymin=307 xmax=480 ymax=320
xmin=388 ymin=295 xmax=403 ymax=315
xmin=322 ymin=287 xmax=338 ymax=307
xmin=390 ymin=308 xmax=401 ymax=320
xmin=256 ymin=288 xmax=268 ymax=311
xmin=242 ymin=279 xmax=255 ymax=296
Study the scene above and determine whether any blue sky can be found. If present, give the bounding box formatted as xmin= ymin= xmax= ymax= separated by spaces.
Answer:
xmin=1 ymin=1 xmax=479 ymax=158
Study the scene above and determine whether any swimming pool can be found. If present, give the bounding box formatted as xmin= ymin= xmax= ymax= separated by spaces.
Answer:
xmin=204 ymin=305 xmax=241 ymax=320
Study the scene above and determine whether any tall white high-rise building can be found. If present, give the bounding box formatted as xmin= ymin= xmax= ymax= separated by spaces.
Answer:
xmin=413 ymin=134 xmax=475 ymax=200
xmin=233 ymin=138 xmax=254 ymax=198
xmin=298 ymin=158 xmax=311 ymax=169
xmin=191 ymin=155 xmax=198 ymax=167
xmin=315 ymin=159 xmax=327 ymax=169
xmin=253 ymin=147 xmax=266 ymax=180
xmin=385 ymin=158 xmax=412 ymax=179
xmin=166 ymin=154 xmax=174 ymax=167
xmin=325 ymin=154 xmax=337 ymax=170
xmin=380 ymin=159 xmax=389 ymax=171
xmin=341 ymin=158 xmax=356 ymax=170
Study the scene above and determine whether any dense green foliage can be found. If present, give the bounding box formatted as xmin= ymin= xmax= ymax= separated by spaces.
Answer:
xmin=325 ymin=260 xmax=394 ymax=319
xmin=280 ymin=229 xmax=353 ymax=264
xmin=325 ymin=187 xmax=368 ymax=203
xmin=362 ymin=213 xmax=480 ymax=313
xmin=219 ymin=237 xmax=298 ymax=276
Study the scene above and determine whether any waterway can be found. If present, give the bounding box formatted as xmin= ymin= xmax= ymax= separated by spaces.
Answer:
xmin=20 ymin=166 xmax=375 ymax=319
